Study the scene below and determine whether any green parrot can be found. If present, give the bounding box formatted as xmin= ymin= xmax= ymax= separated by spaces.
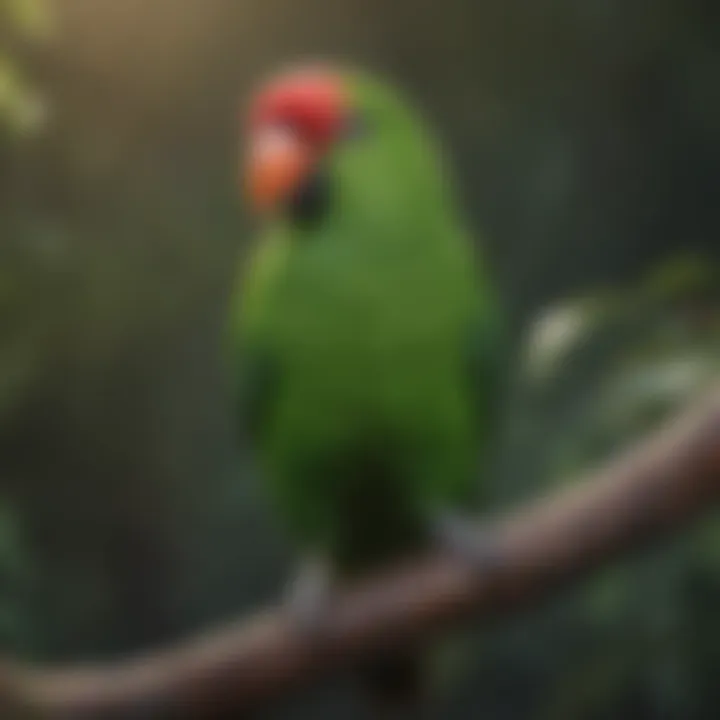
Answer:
xmin=227 ymin=63 xmax=506 ymax=714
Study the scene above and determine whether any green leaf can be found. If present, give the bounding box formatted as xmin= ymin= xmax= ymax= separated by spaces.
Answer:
xmin=4 ymin=0 xmax=53 ymax=40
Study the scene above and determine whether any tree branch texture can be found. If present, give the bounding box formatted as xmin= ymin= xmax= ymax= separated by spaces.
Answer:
xmin=2 ymin=387 xmax=720 ymax=719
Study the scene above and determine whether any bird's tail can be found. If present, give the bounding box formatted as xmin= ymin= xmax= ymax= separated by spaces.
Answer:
xmin=356 ymin=644 xmax=432 ymax=719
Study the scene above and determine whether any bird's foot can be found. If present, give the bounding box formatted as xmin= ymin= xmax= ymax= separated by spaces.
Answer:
xmin=431 ymin=510 xmax=502 ymax=575
xmin=284 ymin=555 xmax=334 ymax=640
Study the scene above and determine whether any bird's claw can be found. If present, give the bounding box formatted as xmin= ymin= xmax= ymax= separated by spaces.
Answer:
xmin=284 ymin=556 xmax=333 ymax=640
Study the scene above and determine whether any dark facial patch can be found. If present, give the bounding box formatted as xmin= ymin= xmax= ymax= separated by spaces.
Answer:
xmin=288 ymin=165 xmax=331 ymax=228
xmin=285 ymin=111 xmax=367 ymax=229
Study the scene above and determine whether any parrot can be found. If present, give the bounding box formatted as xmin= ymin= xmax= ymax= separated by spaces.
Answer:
xmin=227 ymin=62 xmax=506 ymax=715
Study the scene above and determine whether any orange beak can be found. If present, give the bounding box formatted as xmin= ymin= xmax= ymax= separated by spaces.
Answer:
xmin=245 ymin=125 xmax=313 ymax=213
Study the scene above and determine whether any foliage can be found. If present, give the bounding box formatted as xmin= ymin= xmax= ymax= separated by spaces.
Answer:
xmin=0 ymin=496 xmax=34 ymax=653
xmin=481 ymin=255 xmax=720 ymax=720
xmin=0 ymin=0 xmax=49 ymax=137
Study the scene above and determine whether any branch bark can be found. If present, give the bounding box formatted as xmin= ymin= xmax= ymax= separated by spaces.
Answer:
xmin=2 ymin=387 xmax=720 ymax=719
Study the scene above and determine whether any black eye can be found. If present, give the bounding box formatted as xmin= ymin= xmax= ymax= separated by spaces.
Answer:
xmin=343 ymin=112 xmax=371 ymax=140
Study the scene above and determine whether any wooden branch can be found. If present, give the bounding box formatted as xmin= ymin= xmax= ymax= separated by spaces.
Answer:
xmin=2 ymin=388 xmax=720 ymax=719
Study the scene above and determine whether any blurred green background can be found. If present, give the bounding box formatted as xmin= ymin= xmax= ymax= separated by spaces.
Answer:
xmin=1 ymin=0 xmax=719 ymax=717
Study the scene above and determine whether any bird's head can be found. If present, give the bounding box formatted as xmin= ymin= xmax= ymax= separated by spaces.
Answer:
xmin=241 ymin=62 xmax=456 ymax=230
xmin=242 ymin=64 xmax=355 ymax=221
